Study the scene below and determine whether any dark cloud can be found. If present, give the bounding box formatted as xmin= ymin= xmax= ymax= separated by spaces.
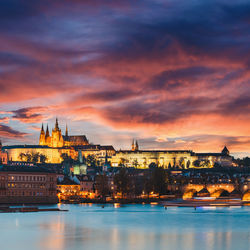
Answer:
xmin=0 ymin=0 xmax=250 ymax=154
xmin=72 ymin=89 xmax=138 ymax=105
xmin=218 ymin=94 xmax=250 ymax=115
xmin=0 ymin=124 xmax=28 ymax=138
xmin=101 ymin=96 xmax=216 ymax=125
xmin=11 ymin=107 xmax=47 ymax=123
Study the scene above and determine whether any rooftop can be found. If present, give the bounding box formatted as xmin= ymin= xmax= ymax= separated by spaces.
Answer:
xmin=0 ymin=165 xmax=55 ymax=173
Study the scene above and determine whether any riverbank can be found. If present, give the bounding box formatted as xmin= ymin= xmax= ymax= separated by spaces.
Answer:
xmin=60 ymin=197 xmax=250 ymax=207
xmin=0 ymin=206 xmax=68 ymax=213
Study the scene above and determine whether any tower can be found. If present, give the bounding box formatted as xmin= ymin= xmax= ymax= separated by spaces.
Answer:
xmin=135 ymin=140 xmax=139 ymax=151
xmin=39 ymin=124 xmax=46 ymax=145
xmin=65 ymin=124 xmax=68 ymax=137
xmin=45 ymin=124 xmax=50 ymax=138
xmin=45 ymin=124 xmax=51 ymax=145
xmin=55 ymin=117 xmax=59 ymax=131
xmin=51 ymin=118 xmax=64 ymax=147
xmin=222 ymin=146 xmax=229 ymax=155
xmin=132 ymin=139 xmax=135 ymax=151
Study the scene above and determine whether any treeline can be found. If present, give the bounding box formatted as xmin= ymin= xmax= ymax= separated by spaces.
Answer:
xmin=234 ymin=157 xmax=250 ymax=167
xmin=95 ymin=167 xmax=174 ymax=199
xmin=19 ymin=152 xmax=47 ymax=163
xmin=61 ymin=153 xmax=101 ymax=166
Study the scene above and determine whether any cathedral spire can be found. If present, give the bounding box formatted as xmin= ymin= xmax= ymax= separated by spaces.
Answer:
xmin=65 ymin=124 xmax=68 ymax=137
xmin=135 ymin=140 xmax=139 ymax=151
xmin=39 ymin=123 xmax=45 ymax=145
xmin=45 ymin=124 xmax=50 ymax=138
xmin=41 ymin=123 xmax=44 ymax=133
xmin=55 ymin=117 xmax=59 ymax=130
xmin=132 ymin=139 xmax=135 ymax=151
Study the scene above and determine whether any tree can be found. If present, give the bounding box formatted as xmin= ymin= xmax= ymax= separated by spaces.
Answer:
xmin=179 ymin=157 xmax=185 ymax=169
xmin=19 ymin=153 xmax=26 ymax=161
xmin=132 ymin=159 xmax=139 ymax=168
xmin=61 ymin=153 xmax=74 ymax=164
xmin=149 ymin=162 xmax=157 ymax=170
xmin=26 ymin=153 xmax=32 ymax=162
xmin=213 ymin=162 xmax=221 ymax=168
xmin=114 ymin=167 xmax=130 ymax=198
xmin=193 ymin=160 xmax=201 ymax=168
xmin=151 ymin=167 xmax=167 ymax=196
xmin=143 ymin=175 xmax=153 ymax=198
xmin=95 ymin=173 xmax=110 ymax=200
xmin=119 ymin=158 xmax=127 ymax=167
xmin=39 ymin=154 xmax=47 ymax=163
xmin=31 ymin=152 xmax=40 ymax=163
xmin=200 ymin=159 xmax=211 ymax=168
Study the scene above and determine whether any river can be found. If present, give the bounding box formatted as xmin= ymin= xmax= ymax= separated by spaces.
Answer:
xmin=0 ymin=204 xmax=249 ymax=250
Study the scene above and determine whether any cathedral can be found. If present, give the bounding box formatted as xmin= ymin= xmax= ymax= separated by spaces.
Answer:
xmin=39 ymin=118 xmax=89 ymax=148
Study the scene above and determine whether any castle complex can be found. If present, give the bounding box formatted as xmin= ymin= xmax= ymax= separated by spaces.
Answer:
xmin=39 ymin=118 xmax=89 ymax=147
xmin=1 ymin=119 xmax=233 ymax=168
xmin=110 ymin=141 xmax=232 ymax=168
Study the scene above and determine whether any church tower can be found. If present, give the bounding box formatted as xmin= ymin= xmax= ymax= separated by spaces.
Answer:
xmin=132 ymin=139 xmax=135 ymax=151
xmin=65 ymin=124 xmax=68 ymax=137
xmin=135 ymin=140 xmax=139 ymax=151
xmin=39 ymin=124 xmax=46 ymax=145
xmin=45 ymin=124 xmax=51 ymax=145
xmin=51 ymin=118 xmax=64 ymax=147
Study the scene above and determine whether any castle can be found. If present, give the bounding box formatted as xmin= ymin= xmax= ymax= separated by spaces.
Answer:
xmin=2 ymin=118 xmax=233 ymax=167
xmin=110 ymin=140 xmax=232 ymax=169
xmin=39 ymin=118 xmax=89 ymax=148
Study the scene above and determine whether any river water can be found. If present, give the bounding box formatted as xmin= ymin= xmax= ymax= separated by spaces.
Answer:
xmin=0 ymin=204 xmax=249 ymax=250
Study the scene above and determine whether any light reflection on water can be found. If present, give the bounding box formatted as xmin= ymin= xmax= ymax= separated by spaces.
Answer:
xmin=0 ymin=204 xmax=249 ymax=250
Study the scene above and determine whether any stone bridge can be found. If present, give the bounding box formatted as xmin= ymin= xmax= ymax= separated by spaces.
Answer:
xmin=184 ymin=184 xmax=235 ymax=194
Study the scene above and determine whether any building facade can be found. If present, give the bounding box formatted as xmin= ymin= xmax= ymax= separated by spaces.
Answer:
xmin=0 ymin=166 xmax=58 ymax=204
xmin=110 ymin=142 xmax=232 ymax=169
xmin=0 ymin=141 xmax=8 ymax=164
xmin=39 ymin=119 xmax=89 ymax=147
xmin=4 ymin=145 xmax=77 ymax=164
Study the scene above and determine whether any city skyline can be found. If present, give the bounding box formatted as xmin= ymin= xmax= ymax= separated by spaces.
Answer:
xmin=0 ymin=1 xmax=250 ymax=157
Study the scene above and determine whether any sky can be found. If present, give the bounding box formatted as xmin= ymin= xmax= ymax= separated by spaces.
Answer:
xmin=0 ymin=0 xmax=250 ymax=157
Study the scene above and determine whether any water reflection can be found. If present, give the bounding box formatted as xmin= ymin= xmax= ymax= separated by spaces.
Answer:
xmin=0 ymin=205 xmax=249 ymax=250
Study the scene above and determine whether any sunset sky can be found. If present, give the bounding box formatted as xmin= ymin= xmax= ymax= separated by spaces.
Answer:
xmin=0 ymin=0 xmax=250 ymax=157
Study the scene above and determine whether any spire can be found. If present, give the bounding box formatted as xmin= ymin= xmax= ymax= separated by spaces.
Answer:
xmin=41 ymin=123 xmax=44 ymax=133
xmin=45 ymin=124 xmax=50 ymax=138
xmin=222 ymin=146 xmax=229 ymax=155
xmin=55 ymin=117 xmax=59 ymax=130
xmin=135 ymin=140 xmax=139 ymax=151
xmin=65 ymin=124 xmax=68 ymax=137
xmin=132 ymin=139 xmax=135 ymax=151
xmin=39 ymin=123 xmax=45 ymax=145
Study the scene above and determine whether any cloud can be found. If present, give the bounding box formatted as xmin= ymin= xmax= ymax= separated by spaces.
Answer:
xmin=0 ymin=124 xmax=28 ymax=139
xmin=11 ymin=107 xmax=48 ymax=123
xmin=0 ymin=117 xmax=10 ymax=124
xmin=0 ymin=1 xmax=250 ymax=154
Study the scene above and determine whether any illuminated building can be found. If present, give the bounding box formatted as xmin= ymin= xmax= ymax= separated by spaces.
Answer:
xmin=110 ymin=142 xmax=232 ymax=169
xmin=2 ymin=119 xmax=232 ymax=168
xmin=0 ymin=165 xmax=58 ymax=204
xmin=77 ymin=175 xmax=95 ymax=198
xmin=0 ymin=141 xmax=8 ymax=164
xmin=4 ymin=145 xmax=76 ymax=164
xmin=57 ymin=177 xmax=80 ymax=199
xmin=3 ymin=119 xmax=114 ymax=164
xmin=39 ymin=118 xmax=89 ymax=147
